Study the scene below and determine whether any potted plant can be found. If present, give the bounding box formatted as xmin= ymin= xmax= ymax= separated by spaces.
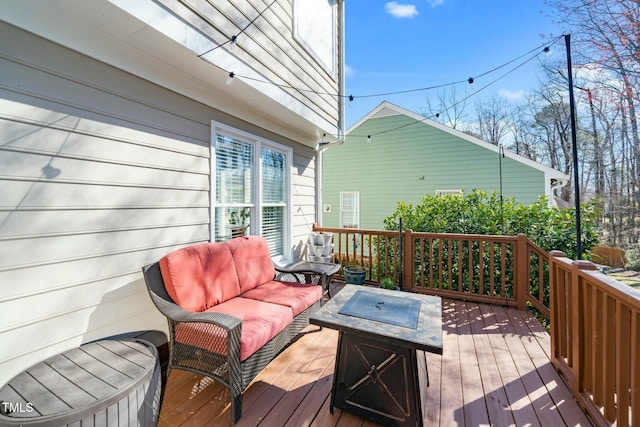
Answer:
xmin=344 ymin=265 xmax=366 ymax=285
xmin=380 ymin=277 xmax=399 ymax=290
xmin=230 ymin=208 xmax=250 ymax=238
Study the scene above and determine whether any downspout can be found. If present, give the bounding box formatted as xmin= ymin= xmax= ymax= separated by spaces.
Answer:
xmin=316 ymin=0 xmax=346 ymax=226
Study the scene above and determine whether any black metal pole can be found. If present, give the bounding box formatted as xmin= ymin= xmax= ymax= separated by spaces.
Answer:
xmin=499 ymin=145 xmax=504 ymax=234
xmin=565 ymin=34 xmax=582 ymax=259
xmin=398 ymin=217 xmax=403 ymax=289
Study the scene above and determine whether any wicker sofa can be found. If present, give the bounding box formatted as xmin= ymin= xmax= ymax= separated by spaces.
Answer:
xmin=142 ymin=236 xmax=323 ymax=424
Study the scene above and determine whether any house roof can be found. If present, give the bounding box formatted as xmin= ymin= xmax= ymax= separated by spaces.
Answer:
xmin=347 ymin=101 xmax=569 ymax=181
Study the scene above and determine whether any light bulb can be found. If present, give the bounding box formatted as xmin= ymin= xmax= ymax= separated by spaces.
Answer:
xmin=226 ymin=72 xmax=235 ymax=86
xmin=468 ymin=77 xmax=474 ymax=90
xmin=348 ymin=95 xmax=354 ymax=108
xmin=229 ymin=35 xmax=238 ymax=50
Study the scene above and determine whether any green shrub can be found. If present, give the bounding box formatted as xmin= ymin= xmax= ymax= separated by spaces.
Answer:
xmin=382 ymin=189 xmax=600 ymax=259
xmin=380 ymin=277 xmax=396 ymax=289
xmin=626 ymin=247 xmax=640 ymax=271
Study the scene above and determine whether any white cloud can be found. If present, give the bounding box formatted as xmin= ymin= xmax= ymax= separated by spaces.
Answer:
xmin=385 ymin=2 xmax=419 ymax=18
xmin=427 ymin=0 xmax=445 ymax=6
xmin=498 ymin=89 xmax=525 ymax=101
xmin=345 ymin=64 xmax=355 ymax=77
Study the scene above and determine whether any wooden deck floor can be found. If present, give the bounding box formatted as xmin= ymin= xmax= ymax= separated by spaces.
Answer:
xmin=157 ymin=297 xmax=594 ymax=426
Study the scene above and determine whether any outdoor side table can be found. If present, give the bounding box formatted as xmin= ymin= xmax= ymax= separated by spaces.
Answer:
xmin=310 ymin=284 xmax=443 ymax=427
xmin=278 ymin=260 xmax=341 ymax=300
xmin=0 ymin=339 xmax=161 ymax=427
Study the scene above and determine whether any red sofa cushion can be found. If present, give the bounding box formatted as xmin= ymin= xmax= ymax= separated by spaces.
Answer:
xmin=227 ymin=236 xmax=276 ymax=293
xmin=242 ymin=281 xmax=322 ymax=316
xmin=175 ymin=298 xmax=293 ymax=361
xmin=159 ymin=242 xmax=241 ymax=312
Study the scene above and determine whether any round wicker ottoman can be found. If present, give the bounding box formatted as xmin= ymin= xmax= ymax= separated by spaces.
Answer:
xmin=0 ymin=339 xmax=161 ymax=427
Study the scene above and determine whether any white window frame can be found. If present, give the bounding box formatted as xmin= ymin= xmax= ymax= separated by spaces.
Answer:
xmin=211 ymin=122 xmax=292 ymax=263
xmin=340 ymin=191 xmax=360 ymax=228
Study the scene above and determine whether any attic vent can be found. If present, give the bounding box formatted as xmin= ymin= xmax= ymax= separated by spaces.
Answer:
xmin=371 ymin=106 xmax=402 ymax=119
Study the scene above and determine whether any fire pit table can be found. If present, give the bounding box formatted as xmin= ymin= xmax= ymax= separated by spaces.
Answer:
xmin=310 ymin=284 xmax=442 ymax=427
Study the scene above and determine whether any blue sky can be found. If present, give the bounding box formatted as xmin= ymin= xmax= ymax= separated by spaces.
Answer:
xmin=344 ymin=0 xmax=567 ymax=128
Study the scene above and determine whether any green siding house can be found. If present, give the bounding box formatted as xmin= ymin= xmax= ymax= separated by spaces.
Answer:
xmin=321 ymin=102 xmax=568 ymax=230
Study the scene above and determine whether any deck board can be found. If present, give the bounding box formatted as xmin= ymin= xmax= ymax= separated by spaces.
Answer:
xmin=467 ymin=302 xmax=515 ymax=427
xmin=158 ymin=295 xmax=594 ymax=427
xmin=477 ymin=303 xmax=540 ymax=427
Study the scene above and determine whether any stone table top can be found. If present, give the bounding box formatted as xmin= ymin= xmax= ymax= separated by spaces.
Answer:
xmin=310 ymin=284 xmax=443 ymax=354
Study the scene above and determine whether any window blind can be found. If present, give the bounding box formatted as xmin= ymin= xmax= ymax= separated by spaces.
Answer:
xmin=212 ymin=129 xmax=289 ymax=258
xmin=262 ymin=147 xmax=286 ymax=256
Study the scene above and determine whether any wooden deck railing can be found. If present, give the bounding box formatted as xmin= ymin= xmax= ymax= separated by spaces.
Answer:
xmin=549 ymin=251 xmax=640 ymax=427
xmin=316 ymin=226 xmax=402 ymax=284
xmin=313 ymin=225 xmax=550 ymax=316
xmin=312 ymin=224 xmax=639 ymax=427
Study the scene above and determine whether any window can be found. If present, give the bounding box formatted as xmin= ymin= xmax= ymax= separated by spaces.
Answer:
xmin=340 ymin=191 xmax=360 ymax=228
xmin=212 ymin=124 xmax=291 ymax=259
xmin=261 ymin=147 xmax=287 ymax=256
xmin=293 ymin=0 xmax=337 ymax=75
xmin=435 ymin=189 xmax=463 ymax=197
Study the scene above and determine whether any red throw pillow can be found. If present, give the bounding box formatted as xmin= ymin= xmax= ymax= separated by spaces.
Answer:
xmin=226 ymin=236 xmax=276 ymax=293
xmin=159 ymin=242 xmax=241 ymax=311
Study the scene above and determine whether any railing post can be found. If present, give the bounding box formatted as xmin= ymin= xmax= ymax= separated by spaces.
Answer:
xmin=403 ymin=229 xmax=414 ymax=291
xmin=570 ymin=258 xmax=582 ymax=398
xmin=570 ymin=258 xmax=597 ymax=400
xmin=515 ymin=233 xmax=528 ymax=310
xmin=548 ymin=250 xmax=566 ymax=367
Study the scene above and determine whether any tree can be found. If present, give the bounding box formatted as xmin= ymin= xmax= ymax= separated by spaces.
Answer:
xmin=422 ymin=86 xmax=469 ymax=129
xmin=412 ymin=0 xmax=640 ymax=248
xmin=507 ymin=102 xmax=540 ymax=160
xmin=471 ymin=96 xmax=511 ymax=145
xmin=546 ymin=0 xmax=640 ymax=247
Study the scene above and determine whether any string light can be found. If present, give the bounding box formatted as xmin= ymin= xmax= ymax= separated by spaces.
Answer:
xmin=217 ymin=35 xmax=564 ymax=101
xmin=198 ymin=0 xmax=278 ymax=57
xmin=224 ymin=37 xmax=560 ymax=143
xmin=229 ymin=35 xmax=238 ymax=50
xmin=194 ymin=4 xmax=566 ymax=142
xmin=195 ymin=1 xmax=565 ymax=104
xmin=349 ymin=41 xmax=552 ymax=140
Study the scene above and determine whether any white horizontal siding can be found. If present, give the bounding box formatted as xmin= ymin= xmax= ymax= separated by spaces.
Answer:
xmin=0 ymin=23 xmax=318 ymax=385
xmin=0 ymin=208 xmax=210 ymax=239
xmin=290 ymin=147 xmax=317 ymax=257
xmin=0 ymin=50 xmax=211 ymax=382
xmin=0 ymin=225 xmax=209 ymax=278
xmin=158 ymin=0 xmax=339 ymax=128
